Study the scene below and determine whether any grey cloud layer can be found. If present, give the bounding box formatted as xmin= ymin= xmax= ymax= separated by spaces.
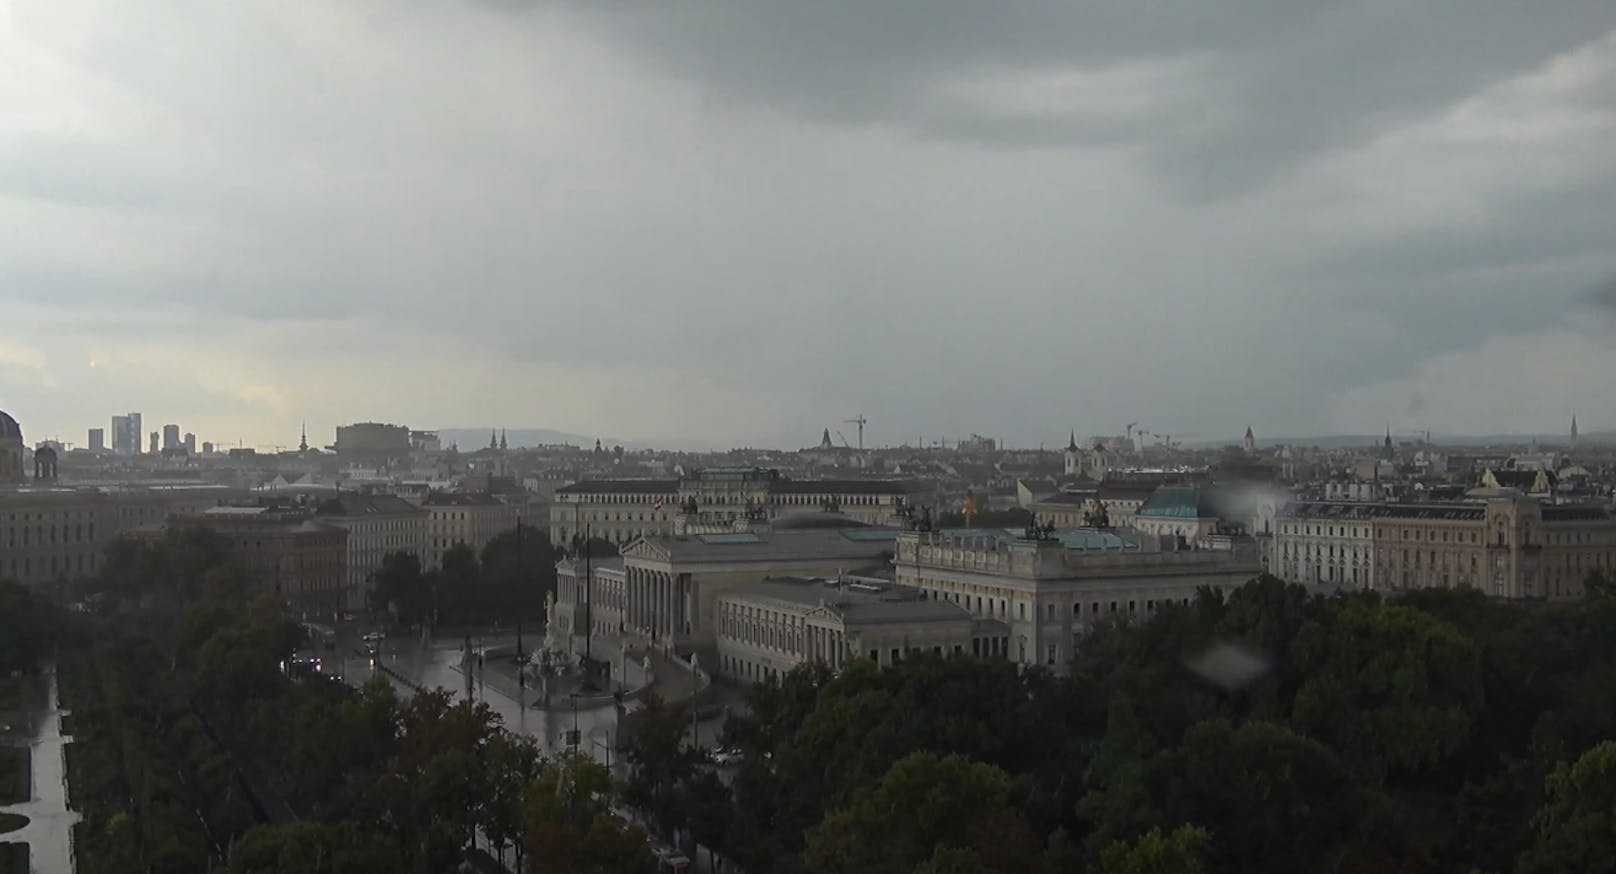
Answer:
xmin=538 ymin=1 xmax=1616 ymax=195
xmin=3 ymin=1 xmax=1615 ymax=446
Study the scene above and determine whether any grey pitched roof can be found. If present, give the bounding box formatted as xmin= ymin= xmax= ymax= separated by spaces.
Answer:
xmin=724 ymin=577 xmax=972 ymax=626
xmin=315 ymin=493 xmax=424 ymax=517
xmin=633 ymin=528 xmax=899 ymax=563
xmin=556 ymin=479 xmax=680 ymax=495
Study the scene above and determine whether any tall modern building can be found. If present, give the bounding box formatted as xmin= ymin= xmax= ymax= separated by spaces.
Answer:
xmin=111 ymin=412 xmax=142 ymax=455
xmin=202 ymin=441 xmax=215 ymax=455
xmin=183 ymin=433 xmax=197 ymax=454
xmin=162 ymin=424 xmax=181 ymax=451
xmin=148 ymin=432 xmax=159 ymax=454
xmin=87 ymin=428 xmax=105 ymax=453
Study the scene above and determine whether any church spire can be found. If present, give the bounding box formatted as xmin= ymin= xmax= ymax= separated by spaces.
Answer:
xmin=1067 ymin=430 xmax=1078 ymax=451
xmin=1571 ymin=413 xmax=1579 ymax=442
xmin=500 ymin=428 xmax=507 ymax=451
xmin=489 ymin=429 xmax=498 ymax=450
xmin=299 ymin=422 xmax=308 ymax=453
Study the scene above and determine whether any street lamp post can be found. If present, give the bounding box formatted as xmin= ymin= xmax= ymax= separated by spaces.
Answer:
xmin=690 ymin=652 xmax=701 ymax=754
xmin=515 ymin=519 xmax=525 ymax=689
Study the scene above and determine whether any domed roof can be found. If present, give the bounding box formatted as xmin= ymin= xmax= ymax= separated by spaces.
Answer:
xmin=771 ymin=511 xmax=873 ymax=531
xmin=0 ymin=410 xmax=20 ymax=442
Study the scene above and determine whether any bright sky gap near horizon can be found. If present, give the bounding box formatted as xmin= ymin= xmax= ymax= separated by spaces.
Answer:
xmin=2 ymin=1 xmax=1615 ymax=450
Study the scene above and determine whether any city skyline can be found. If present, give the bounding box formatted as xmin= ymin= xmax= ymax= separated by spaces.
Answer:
xmin=3 ymin=3 xmax=1615 ymax=449
xmin=7 ymin=411 xmax=1605 ymax=455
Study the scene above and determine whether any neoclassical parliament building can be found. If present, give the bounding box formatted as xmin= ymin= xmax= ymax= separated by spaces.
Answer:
xmin=549 ymin=467 xmax=923 ymax=546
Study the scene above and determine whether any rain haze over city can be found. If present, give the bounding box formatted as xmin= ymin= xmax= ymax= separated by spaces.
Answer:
xmin=3 ymin=3 xmax=1616 ymax=873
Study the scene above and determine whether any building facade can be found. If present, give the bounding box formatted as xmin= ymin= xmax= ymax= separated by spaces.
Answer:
xmin=1272 ymin=495 xmax=1616 ymax=599
xmin=550 ymin=468 xmax=916 ymax=547
xmin=0 ymin=411 xmax=23 ymax=482
xmin=315 ymin=493 xmax=429 ymax=610
xmin=151 ymin=507 xmax=348 ymax=616
xmin=893 ymin=528 xmax=1262 ymax=671
xmin=1 ymin=485 xmax=247 ymax=587
xmin=423 ymin=491 xmax=526 ymax=568
xmin=549 ymin=513 xmax=900 ymax=659
xmin=713 ymin=576 xmax=995 ymax=684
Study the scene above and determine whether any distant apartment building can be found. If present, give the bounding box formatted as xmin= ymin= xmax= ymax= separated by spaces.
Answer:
xmin=87 ymin=428 xmax=105 ymax=453
xmin=423 ymin=491 xmax=526 ymax=568
xmin=1273 ymin=494 xmax=1616 ymax=599
xmin=550 ymin=467 xmax=917 ymax=546
xmin=148 ymin=432 xmax=159 ymax=454
xmin=183 ymin=433 xmax=197 ymax=455
xmin=162 ymin=424 xmax=181 ymax=451
xmin=0 ymin=485 xmax=249 ymax=587
xmin=314 ymin=493 xmax=428 ymax=609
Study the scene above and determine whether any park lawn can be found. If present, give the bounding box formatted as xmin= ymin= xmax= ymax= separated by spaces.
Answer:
xmin=0 ymin=748 xmax=26 ymax=806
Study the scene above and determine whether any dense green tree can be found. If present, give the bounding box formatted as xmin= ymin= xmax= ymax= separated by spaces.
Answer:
xmin=1215 ymin=575 xmax=1317 ymax=720
xmin=226 ymin=822 xmax=402 ymax=874
xmin=1097 ymin=825 xmax=1212 ymax=874
xmin=0 ymin=580 xmax=51 ymax=672
xmin=913 ymin=846 xmax=987 ymax=874
xmin=368 ymin=551 xmax=432 ymax=627
xmin=1082 ymin=721 xmax=1392 ymax=874
xmin=480 ymin=732 xmax=542 ymax=869
xmin=1583 ymin=568 xmax=1615 ymax=599
xmin=1291 ymin=599 xmax=1483 ymax=781
xmin=621 ymin=693 xmax=697 ymax=836
xmin=480 ymin=526 xmax=558 ymax=619
xmin=803 ymin=752 xmax=1044 ymax=874
xmin=523 ymin=756 xmax=650 ymax=874
xmin=1516 ymin=740 xmax=1616 ymax=874
xmin=681 ymin=771 xmax=734 ymax=872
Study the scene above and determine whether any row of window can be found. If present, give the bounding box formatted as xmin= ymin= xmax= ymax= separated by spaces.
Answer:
xmin=4 ymin=552 xmax=97 ymax=580
xmin=917 ymin=581 xmax=1197 ymax=622
xmin=4 ymin=522 xmax=97 ymax=548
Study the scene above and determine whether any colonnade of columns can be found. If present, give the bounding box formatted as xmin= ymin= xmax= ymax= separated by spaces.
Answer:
xmin=623 ymin=566 xmax=687 ymax=641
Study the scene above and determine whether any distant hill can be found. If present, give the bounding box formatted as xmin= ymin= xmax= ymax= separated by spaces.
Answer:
xmin=1247 ymin=433 xmax=1601 ymax=450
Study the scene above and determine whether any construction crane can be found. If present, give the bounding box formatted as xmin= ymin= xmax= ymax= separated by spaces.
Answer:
xmin=844 ymin=414 xmax=868 ymax=450
xmin=835 ymin=430 xmax=853 ymax=449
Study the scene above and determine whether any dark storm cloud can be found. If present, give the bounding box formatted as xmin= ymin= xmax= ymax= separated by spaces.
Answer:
xmin=531 ymin=0 xmax=1616 ymax=196
xmin=7 ymin=0 xmax=1616 ymax=445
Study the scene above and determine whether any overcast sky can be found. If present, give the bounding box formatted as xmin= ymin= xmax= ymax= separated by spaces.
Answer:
xmin=3 ymin=1 xmax=1615 ymax=450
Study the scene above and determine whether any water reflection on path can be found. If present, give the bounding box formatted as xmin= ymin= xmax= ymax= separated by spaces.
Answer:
xmin=1 ymin=664 xmax=79 ymax=873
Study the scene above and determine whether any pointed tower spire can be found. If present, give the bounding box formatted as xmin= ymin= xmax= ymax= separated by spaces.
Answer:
xmin=1571 ymin=413 xmax=1578 ymax=442
xmin=500 ymin=429 xmax=508 ymax=451
xmin=1068 ymin=430 xmax=1078 ymax=451
xmin=821 ymin=428 xmax=833 ymax=449
xmin=299 ymin=422 xmax=308 ymax=453
xmin=489 ymin=429 xmax=497 ymax=450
